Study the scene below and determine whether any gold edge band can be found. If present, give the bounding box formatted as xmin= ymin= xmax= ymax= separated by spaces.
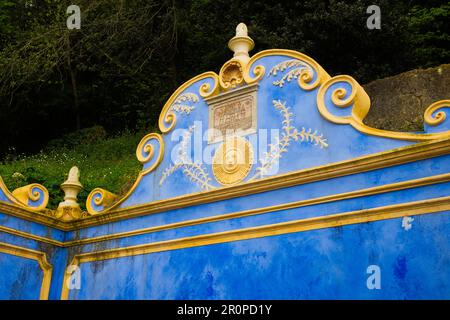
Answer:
xmin=0 ymin=242 xmax=53 ymax=300
xmin=0 ymin=225 xmax=64 ymax=247
xmin=0 ymin=202 xmax=66 ymax=229
xmin=3 ymin=173 xmax=450 ymax=247
xmin=60 ymin=196 xmax=450 ymax=300
xmin=64 ymin=173 xmax=450 ymax=247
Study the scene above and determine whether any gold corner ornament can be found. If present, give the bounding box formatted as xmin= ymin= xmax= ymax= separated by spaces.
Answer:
xmin=212 ymin=136 xmax=254 ymax=185
xmin=0 ymin=176 xmax=49 ymax=211
xmin=86 ymin=187 xmax=118 ymax=215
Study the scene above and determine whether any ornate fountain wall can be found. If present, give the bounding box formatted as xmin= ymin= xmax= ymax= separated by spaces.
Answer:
xmin=1 ymin=24 xmax=450 ymax=300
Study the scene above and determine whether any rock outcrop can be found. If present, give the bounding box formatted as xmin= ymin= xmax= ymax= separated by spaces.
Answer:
xmin=363 ymin=64 xmax=450 ymax=132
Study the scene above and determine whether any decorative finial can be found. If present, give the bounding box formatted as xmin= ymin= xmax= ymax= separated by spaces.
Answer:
xmin=67 ymin=166 xmax=79 ymax=182
xmin=55 ymin=166 xmax=83 ymax=221
xmin=228 ymin=23 xmax=254 ymax=65
xmin=236 ymin=23 xmax=248 ymax=37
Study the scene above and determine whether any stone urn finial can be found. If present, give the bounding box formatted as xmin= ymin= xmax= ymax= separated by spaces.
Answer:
xmin=228 ymin=22 xmax=255 ymax=65
xmin=55 ymin=166 xmax=83 ymax=221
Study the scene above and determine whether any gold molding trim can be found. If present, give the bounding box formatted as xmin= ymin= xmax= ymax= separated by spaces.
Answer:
xmin=0 ymin=242 xmax=52 ymax=300
xmin=3 ymin=172 xmax=449 ymax=247
xmin=1 ymin=138 xmax=449 ymax=231
xmin=0 ymin=176 xmax=49 ymax=211
xmin=0 ymin=201 xmax=66 ymax=229
xmin=0 ymin=225 xmax=64 ymax=247
xmin=65 ymin=172 xmax=450 ymax=247
xmin=61 ymin=196 xmax=450 ymax=300
xmin=317 ymin=76 xmax=450 ymax=141
xmin=244 ymin=49 xmax=331 ymax=89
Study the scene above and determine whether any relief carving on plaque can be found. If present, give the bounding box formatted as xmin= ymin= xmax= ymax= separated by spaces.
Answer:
xmin=207 ymin=84 xmax=258 ymax=144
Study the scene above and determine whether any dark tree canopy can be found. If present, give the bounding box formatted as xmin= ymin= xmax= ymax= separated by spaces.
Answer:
xmin=0 ymin=0 xmax=449 ymax=156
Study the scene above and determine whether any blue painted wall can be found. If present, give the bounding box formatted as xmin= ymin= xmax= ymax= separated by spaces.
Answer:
xmin=1 ymin=51 xmax=449 ymax=300
xmin=0 ymin=252 xmax=43 ymax=300
xmin=69 ymin=211 xmax=450 ymax=300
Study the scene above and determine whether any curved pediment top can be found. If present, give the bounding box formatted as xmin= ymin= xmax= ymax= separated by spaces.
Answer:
xmin=85 ymin=23 xmax=450 ymax=216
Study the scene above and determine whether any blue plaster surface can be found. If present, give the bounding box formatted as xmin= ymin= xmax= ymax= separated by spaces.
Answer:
xmin=0 ymin=233 xmax=68 ymax=300
xmin=0 ymin=252 xmax=43 ymax=300
xmin=69 ymin=211 xmax=450 ymax=300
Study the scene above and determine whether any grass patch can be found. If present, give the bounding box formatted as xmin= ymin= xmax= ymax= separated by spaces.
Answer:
xmin=0 ymin=126 xmax=150 ymax=210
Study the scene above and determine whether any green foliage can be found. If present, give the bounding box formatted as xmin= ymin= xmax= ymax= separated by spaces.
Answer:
xmin=408 ymin=2 xmax=450 ymax=67
xmin=0 ymin=127 xmax=146 ymax=209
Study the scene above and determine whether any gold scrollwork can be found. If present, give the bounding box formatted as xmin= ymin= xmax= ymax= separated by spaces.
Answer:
xmin=424 ymin=100 xmax=449 ymax=126
xmin=136 ymin=132 xmax=165 ymax=174
xmin=246 ymin=49 xmax=331 ymax=91
xmin=159 ymin=72 xmax=219 ymax=133
xmin=199 ymin=74 xmax=220 ymax=99
xmin=86 ymin=188 xmax=118 ymax=216
xmin=243 ymin=64 xmax=265 ymax=85
xmin=317 ymin=75 xmax=450 ymax=141
xmin=0 ymin=176 xmax=49 ymax=211
xmin=317 ymin=75 xmax=370 ymax=125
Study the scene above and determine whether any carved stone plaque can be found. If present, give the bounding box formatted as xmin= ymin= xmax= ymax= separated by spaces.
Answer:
xmin=206 ymin=84 xmax=258 ymax=143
